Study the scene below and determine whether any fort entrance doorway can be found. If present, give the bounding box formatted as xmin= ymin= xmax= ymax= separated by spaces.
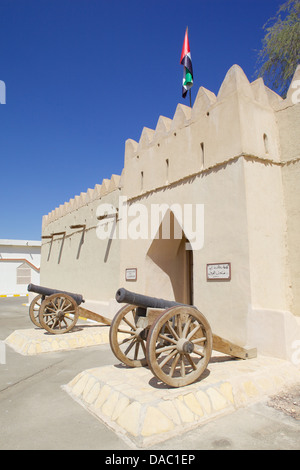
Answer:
xmin=145 ymin=210 xmax=193 ymax=305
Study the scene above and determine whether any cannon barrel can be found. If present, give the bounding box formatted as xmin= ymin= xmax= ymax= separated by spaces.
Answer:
xmin=27 ymin=284 xmax=85 ymax=305
xmin=115 ymin=287 xmax=189 ymax=310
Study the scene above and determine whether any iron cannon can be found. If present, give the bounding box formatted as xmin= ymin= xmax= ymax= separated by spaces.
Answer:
xmin=115 ymin=287 xmax=192 ymax=313
xmin=110 ymin=287 xmax=212 ymax=387
xmin=27 ymin=284 xmax=111 ymax=334
xmin=27 ymin=284 xmax=257 ymax=387
xmin=28 ymin=283 xmax=85 ymax=305
xmin=109 ymin=287 xmax=257 ymax=387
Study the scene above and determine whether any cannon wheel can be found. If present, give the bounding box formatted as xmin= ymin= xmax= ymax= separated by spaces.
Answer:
xmin=29 ymin=294 xmax=44 ymax=328
xmin=109 ymin=304 xmax=148 ymax=367
xmin=146 ymin=306 xmax=212 ymax=387
xmin=39 ymin=293 xmax=79 ymax=334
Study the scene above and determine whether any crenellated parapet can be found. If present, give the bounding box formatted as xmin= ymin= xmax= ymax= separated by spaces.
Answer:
xmin=42 ymin=173 xmax=121 ymax=230
xmin=41 ymin=63 xmax=300 ymax=228
xmin=122 ymin=64 xmax=300 ymax=199
xmin=38 ymin=62 xmax=300 ymax=355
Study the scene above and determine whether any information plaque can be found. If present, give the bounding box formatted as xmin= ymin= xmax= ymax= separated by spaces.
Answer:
xmin=207 ymin=263 xmax=231 ymax=281
xmin=125 ymin=268 xmax=137 ymax=282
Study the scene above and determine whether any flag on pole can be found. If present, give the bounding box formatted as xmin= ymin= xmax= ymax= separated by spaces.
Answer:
xmin=180 ymin=28 xmax=193 ymax=99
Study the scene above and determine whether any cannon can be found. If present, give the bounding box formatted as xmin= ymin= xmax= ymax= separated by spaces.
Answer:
xmin=28 ymin=284 xmax=257 ymax=387
xmin=110 ymin=287 xmax=257 ymax=388
xmin=28 ymin=283 xmax=85 ymax=306
xmin=115 ymin=287 xmax=189 ymax=311
xmin=110 ymin=288 xmax=212 ymax=387
xmin=27 ymin=284 xmax=111 ymax=334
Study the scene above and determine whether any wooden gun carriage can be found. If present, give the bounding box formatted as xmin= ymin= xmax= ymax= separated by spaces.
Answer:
xmin=28 ymin=284 xmax=256 ymax=388
xmin=27 ymin=283 xmax=111 ymax=333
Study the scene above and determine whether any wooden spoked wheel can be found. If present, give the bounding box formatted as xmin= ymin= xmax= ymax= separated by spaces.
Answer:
xmin=146 ymin=306 xmax=212 ymax=387
xmin=29 ymin=294 xmax=44 ymax=328
xmin=39 ymin=293 xmax=79 ymax=334
xmin=109 ymin=304 xmax=148 ymax=367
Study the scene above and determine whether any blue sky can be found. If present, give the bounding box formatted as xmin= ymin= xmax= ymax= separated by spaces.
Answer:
xmin=0 ymin=0 xmax=284 ymax=240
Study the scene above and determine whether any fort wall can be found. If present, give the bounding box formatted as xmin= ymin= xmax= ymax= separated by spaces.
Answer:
xmin=39 ymin=64 xmax=300 ymax=359
xmin=40 ymin=175 xmax=121 ymax=315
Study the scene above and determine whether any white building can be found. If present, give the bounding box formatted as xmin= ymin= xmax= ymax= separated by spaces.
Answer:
xmin=0 ymin=239 xmax=41 ymax=297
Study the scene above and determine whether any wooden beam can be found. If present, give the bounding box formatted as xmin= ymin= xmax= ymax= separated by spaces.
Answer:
xmin=78 ymin=307 xmax=111 ymax=326
xmin=212 ymin=334 xmax=257 ymax=360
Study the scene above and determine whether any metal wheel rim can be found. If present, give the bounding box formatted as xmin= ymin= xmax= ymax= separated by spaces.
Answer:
xmin=109 ymin=304 xmax=148 ymax=367
xmin=29 ymin=294 xmax=43 ymax=328
xmin=146 ymin=306 xmax=212 ymax=387
xmin=39 ymin=293 xmax=79 ymax=334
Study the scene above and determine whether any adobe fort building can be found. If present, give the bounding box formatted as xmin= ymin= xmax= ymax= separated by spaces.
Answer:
xmin=39 ymin=64 xmax=300 ymax=362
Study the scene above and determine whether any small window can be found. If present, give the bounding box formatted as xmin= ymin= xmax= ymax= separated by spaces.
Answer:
xmin=166 ymin=159 xmax=169 ymax=182
xmin=140 ymin=171 xmax=144 ymax=191
xmin=17 ymin=262 xmax=31 ymax=285
xmin=263 ymin=133 xmax=269 ymax=154
xmin=200 ymin=142 xmax=204 ymax=167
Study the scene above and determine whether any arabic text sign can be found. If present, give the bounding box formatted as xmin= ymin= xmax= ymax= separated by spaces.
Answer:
xmin=207 ymin=263 xmax=231 ymax=281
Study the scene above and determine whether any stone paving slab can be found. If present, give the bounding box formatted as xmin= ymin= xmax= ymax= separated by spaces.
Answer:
xmin=5 ymin=324 xmax=110 ymax=355
xmin=63 ymin=353 xmax=300 ymax=448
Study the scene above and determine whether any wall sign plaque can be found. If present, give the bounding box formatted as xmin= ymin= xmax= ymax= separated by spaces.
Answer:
xmin=207 ymin=263 xmax=231 ymax=281
xmin=125 ymin=268 xmax=137 ymax=282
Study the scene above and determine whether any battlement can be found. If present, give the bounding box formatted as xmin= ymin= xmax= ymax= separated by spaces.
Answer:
xmin=39 ymin=62 xmax=300 ymax=360
xmin=42 ymin=173 xmax=121 ymax=229
xmin=122 ymin=64 xmax=300 ymax=199
xmin=42 ymin=64 xmax=299 ymax=227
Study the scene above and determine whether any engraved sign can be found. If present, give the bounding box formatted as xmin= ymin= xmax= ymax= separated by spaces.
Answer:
xmin=125 ymin=268 xmax=137 ymax=281
xmin=207 ymin=263 xmax=231 ymax=281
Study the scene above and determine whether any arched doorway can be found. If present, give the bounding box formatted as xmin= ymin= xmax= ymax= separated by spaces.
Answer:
xmin=145 ymin=210 xmax=193 ymax=304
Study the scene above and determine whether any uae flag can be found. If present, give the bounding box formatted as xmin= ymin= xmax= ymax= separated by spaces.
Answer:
xmin=180 ymin=28 xmax=193 ymax=98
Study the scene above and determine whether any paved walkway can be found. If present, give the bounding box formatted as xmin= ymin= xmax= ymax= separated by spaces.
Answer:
xmin=64 ymin=351 xmax=300 ymax=447
xmin=1 ymin=297 xmax=300 ymax=450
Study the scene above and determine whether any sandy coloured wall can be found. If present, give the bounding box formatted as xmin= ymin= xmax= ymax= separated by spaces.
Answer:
xmin=40 ymin=186 xmax=121 ymax=305
xmin=39 ymin=64 xmax=300 ymax=358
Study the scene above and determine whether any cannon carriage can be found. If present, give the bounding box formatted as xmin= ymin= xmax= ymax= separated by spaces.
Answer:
xmin=27 ymin=284 xmax=111 ymax=334
xmin=110 ymin=288 xmax=213 ymax=387
xmin=28 ymin=284 xmax=256 ymax=387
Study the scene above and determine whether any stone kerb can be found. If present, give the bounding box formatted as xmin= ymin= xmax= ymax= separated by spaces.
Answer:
xmin=63 ymin=353 xmax=300 ymax=448
xmin=5 ymin=325 xmax=111 ymax=355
